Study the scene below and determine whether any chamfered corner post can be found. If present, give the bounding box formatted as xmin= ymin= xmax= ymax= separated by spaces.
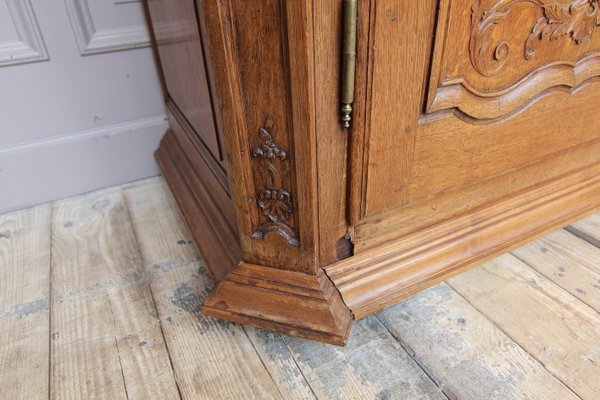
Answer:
xmin=195 ymin=0 xmax=353 ymax=345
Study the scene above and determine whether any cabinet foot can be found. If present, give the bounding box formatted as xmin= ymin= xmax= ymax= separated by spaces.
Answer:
xmin=202 ymin=262 xmax=353 ymax=345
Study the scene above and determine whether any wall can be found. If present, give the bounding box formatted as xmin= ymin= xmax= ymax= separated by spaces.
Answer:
xmin=0 ymin=0 xmax=167 ymax=213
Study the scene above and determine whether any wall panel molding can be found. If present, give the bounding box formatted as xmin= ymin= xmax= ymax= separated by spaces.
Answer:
xmin=0 ymin=0 xmax=49 ymax=67
xmin=64 ymin=0 xmax=150 ymax=55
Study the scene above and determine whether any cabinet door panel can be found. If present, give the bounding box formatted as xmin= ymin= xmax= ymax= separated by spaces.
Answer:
xmin=427 ymin=0 xmax=600 ymax=120
xmin=352 ymin=0 xmax=437 ymax=217
xmin=354 ymin=0 xmax=600 ymax=228
xmin=146 ymin=0 xmax=222 ymax=162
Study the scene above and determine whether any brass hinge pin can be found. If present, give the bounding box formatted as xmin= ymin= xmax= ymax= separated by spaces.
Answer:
xmin=341 ymin=0 xmax=358 ymax=128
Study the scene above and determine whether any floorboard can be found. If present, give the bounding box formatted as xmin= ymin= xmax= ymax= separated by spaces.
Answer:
xmin=248 ymin=316 xmax=447 ymax=400
xmin=49 ymin=188 xmax=179 ymax=400
xmin=448 ymin=254 xmax=600 ymax=399
xmin=124 ymin=178 xmax=283 ymax=399
xmin=0 ymin=205 xmax=51 ymax=400
xmin=243 ymin=327 xmax=318 ymax=400
xmin=512 ymin=229 xmax=600 ymax=312
xmin=377 ymin=282 xmax=579 ymax=400
xmin=2 ymin=176 xmax=599 ymax=400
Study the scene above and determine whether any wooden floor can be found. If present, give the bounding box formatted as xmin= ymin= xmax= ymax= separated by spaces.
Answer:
xmin=1 ymin=177 xmax=599 ymax=400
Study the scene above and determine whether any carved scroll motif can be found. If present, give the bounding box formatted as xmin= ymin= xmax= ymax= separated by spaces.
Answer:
xmin=470 ymin=0 xmax=600 ymax=76
xmin=251 ymin=117 xmax=299 ymax=247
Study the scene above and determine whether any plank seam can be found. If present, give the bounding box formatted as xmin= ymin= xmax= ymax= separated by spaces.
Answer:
xmin=122 ymin=189 xmax=184 ymax=400
xmin=107 ymin=288 xmax=131 ymax=400
xmin=374 ymin=314 xmax=451 ymax=400
xmin=241 ymin=327 xmax=286 ymax=400
xmin=147 ymin=285 xmax=184 ymax=400
xmin=48 ymin=203 xmax=54 ymax=400
xmin=565 ymin=226 xmax=600 ymax=250
xmin=279 ymin=335 xmax=322 ymax=400
xmin=446 ymin=281 xmax=585 ymax=400
xmin=509 ymin=249 xmax=600 ymax=315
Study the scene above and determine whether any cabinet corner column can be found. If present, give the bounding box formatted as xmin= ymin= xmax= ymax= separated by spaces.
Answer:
xmin=197 ymin=0 xmax=352 ymax=344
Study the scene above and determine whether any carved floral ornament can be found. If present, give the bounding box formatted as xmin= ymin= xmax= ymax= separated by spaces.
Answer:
xmin=250 ymin=117 xmax=299 ymax=247
xmin=470 ymin=0 xmax=600 ymax=76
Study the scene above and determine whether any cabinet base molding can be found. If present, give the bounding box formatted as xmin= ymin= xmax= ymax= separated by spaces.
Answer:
xmin=326 ymin=164 xmax=600 ymax=319
xmin=156 ymin=126 xmax=353 ymax=345
xmin=159 ymin=119 xmax=600 ymax=343
xmin=202 ymin=263 xmax=353 ymax=346
xmin=155 ymin=127 xmax=241 ymax=282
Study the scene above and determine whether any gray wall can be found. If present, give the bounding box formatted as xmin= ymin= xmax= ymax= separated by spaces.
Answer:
xmin=0 ymin=0 xmax=167 ymax=213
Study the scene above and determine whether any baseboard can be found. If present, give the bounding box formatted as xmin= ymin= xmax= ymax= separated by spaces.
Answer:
xmin=0 ymin=116 xmax=168 ymax=213
xmin=325 ymin=162 xmax=600 ymax=319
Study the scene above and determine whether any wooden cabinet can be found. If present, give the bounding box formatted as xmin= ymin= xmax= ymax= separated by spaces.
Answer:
xmin=144 ymin=0 xmax=600 ymax=345
xmin=146 ymin=0 xmax=223 ymax=162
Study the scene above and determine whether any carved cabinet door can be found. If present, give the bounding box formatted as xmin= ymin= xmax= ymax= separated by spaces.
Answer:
xmin=350 ymin=0 xmax=600 ymax=249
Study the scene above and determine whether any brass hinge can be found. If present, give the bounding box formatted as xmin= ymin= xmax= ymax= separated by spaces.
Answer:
xmin=341 ymin=0 xmax=358 ymax=128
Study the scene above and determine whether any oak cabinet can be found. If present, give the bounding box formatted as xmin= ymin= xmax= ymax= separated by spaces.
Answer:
xmin=144 ymin=0 xmax=600 ymax=345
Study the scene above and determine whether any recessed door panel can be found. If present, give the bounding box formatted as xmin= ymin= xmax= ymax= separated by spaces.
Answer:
xmin=427 ymin=0 xmax=600 ymax=120
xmin=353 ymin=0 xmax=600 ymax=226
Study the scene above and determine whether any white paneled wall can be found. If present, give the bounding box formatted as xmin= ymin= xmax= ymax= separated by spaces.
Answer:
xmin=0 ymin=0 xmax=48 ymax=66
xmin=0 ymin=0 xmax=167 ymax=213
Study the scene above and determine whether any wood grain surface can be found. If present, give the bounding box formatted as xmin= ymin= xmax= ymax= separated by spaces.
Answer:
xmin=0 ymin=205 xmax=51 ymax=400
xmin=448 ymin=254 xmax=600 ymax=399
xmin=327 ymin=164 xmax=600 ymax=318
xmin=1 ymin=176 xmax=599 ymax=399
xmin=512 ymin=230 xmax=600 ymax=312
xmin=125 ymin=178 xmax=283 ymax=399
xmin=50 ymin=188 xmax=179 ymax=400
xmin=378 ymin=282 xmax=581 ymax=400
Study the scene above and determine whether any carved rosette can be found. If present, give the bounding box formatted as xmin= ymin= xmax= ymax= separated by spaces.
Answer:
xmin=250 ymin=117 xmax=299 ymax=247
xmin=470 ymin=0 xmax=600 ymax=76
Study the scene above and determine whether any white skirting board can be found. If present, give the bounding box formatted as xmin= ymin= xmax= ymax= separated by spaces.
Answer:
xmin=0 ymin=116 xmax=168 ymax=213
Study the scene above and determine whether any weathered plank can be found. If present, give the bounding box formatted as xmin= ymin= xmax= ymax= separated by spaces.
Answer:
xmin=378 ymin=283 xmax=579 ymax=400
xmin=448 ymin=254 xmax=600 ymax=399
xmin=3 ymin=177 xmax=598 ymax=400
xmin=123 ymin=179 xmax=200 ymax=273
xmin=124 ymin=177 xmax=283 ymax=399
xmin=568 ymin=212 xmax=600 ymax=248
xmin=0 ymin=204 xmax=51 ymax=400
xmin=244 ymin=328 xmax=318 ymax=400
xmin=129 ymin=177 xmax=445 ymax=400
xmin=279 ymin=315 xmax=446 ymax=400
xmin=50 ymin=188 xmax=179 ymax=400
xmin=512 ymin=229 xmax=600 ymax=311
